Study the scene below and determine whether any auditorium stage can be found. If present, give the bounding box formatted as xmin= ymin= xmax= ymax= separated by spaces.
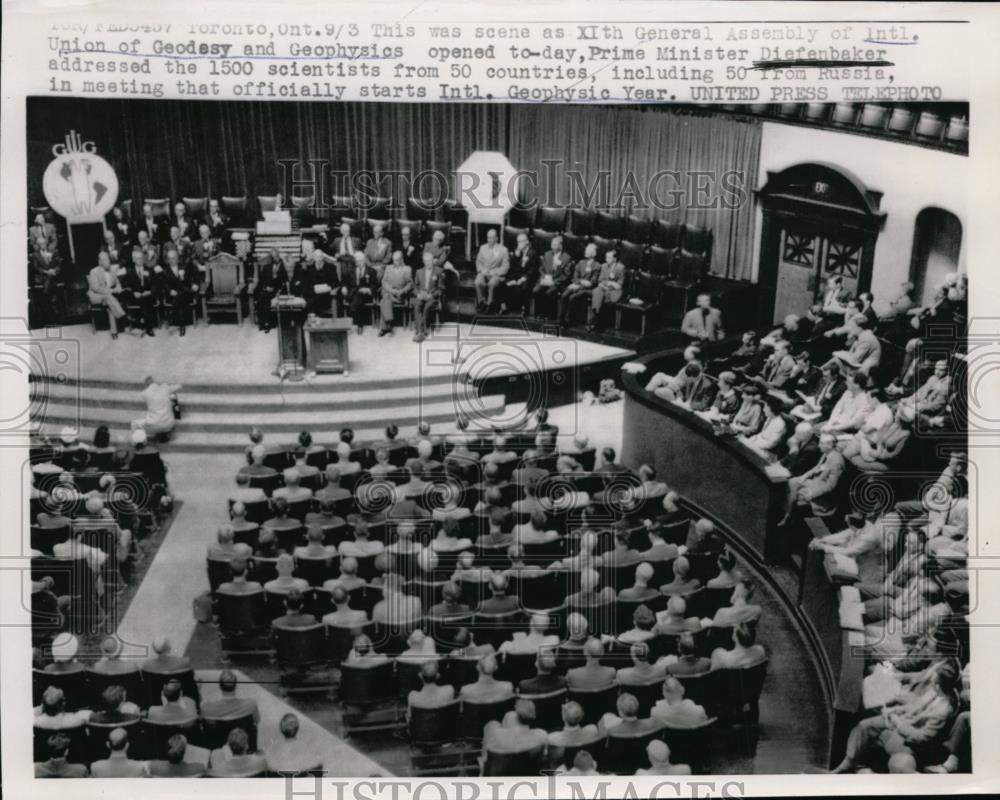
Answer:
xmin=31 ymin=321 xmax=635 ymax=452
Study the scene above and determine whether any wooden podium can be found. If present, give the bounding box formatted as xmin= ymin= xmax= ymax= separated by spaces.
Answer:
xmin=271 ymin=295 xmax=307 ymax=378
xmin=304 ymin=317 xmax=352 ymax=375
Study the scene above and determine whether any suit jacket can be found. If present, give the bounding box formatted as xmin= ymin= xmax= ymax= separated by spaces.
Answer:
xmin=87 ymin=266 xmax=121 ymax=301
xmin=683 ymin=373 xmax=718 ymax=411
xmin=507 ymin=246 xmax=537 ymax=284
xmin=681 ymin=306 xmax=725 ymax=340
xmin=364 ymin=236 xmax=392 ymax=267
xmin=165 ymin=238 xmax=193 ymax=268
xmin=570 ymin=257 xmax=600 ymax=286
xmin=136 ymin=215 xmax=168 ymax=244
xmin=596 ymin=261 xmax=626 ymax=302
xmin=423 ymin=240 xmax=451 ymax=269
xmin=332 ymin=235 xmax=361 ymax=261
xmin=255 ymin=258 xmax=290 ymax=293
xmin=158 ymin=263 xmax=199 ymax=293
xmin=476 ymin=243 xmax=510 ymax=276
xmin=812 ymin=376 xmax=847 ymax=418
xmin=400 ymin=241 xmax=422 ymax=269
xmin=382 ymin=264 xmax=413 ymax=297
xmin=347 ymin=262 xmax=378 ymax=296
xmin=414 ymin=266 xmax=444 ymax=300
xmin=123 ymin=266 xmax=156 ymax=297
xmin=30 ymin=248 xmax=62 ymax=290
xmin=763 ymin=353 xmax=797 ymax=389
xmin=171 ymin=215 xmax=197 ymax=240
xmin=137 ymin=243 xmax=161 ymax=269
xmin=537 ymin=251 xmax=573 ymax=287
xmin=206 ymin=210 xmax=229 ymax=238
xmin=518 ymin=673 xmax=568 ymax=695
xmin=800 ymin=449 xmax=846 ymax=510
xmin=192 ymin=236 xmax=220 ymax=266
xmin=100 ymin=242 xmax=124 ymax=266
xmin=29 ymin=222 xmax=59 ymax=251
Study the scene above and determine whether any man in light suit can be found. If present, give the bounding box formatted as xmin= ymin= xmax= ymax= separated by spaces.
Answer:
xmin=762 ymin=340 xmax=797 ymax=390
xmin=87 ymin=251 xmax=129 ymax=337
xmin=532 ymin=235 xmax=573 ymax=318
xmin=332 ymin=221 xmax=361 ymax=266
xmin=473 ymin=227 xmax=509 ymax=311
xmin=589 ymin=249 xmax=625 ymax=330
xmin=681 ymin=293 xmax=725 ymax=341
xmin=558 ymin=242 xmax=600 ymax=326
xmin=423 ymin=228 xmax=451 ymax=269
xmin=364 ymin=223 xmax=393 ymax=278
xmin=412 ymin=251 xmax=444 ymax=343
xmin=781 ymin=432 xmax=845 ymax=522
xmin=379 ymin=250 xmax=413 ymax=337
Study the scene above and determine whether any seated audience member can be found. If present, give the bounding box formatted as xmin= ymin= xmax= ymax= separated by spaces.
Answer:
xmin=863 ymin=578 xmax=951 ymax=659
xmin=566 ymin=568 xmax=616 ymax=610
xmin=201 ymin=670 xmax=260 ymax=724
xmin=566 ymin=639 xmax=615 ymax=690
xmin=895 ymin=358 xmax=951 ymax=421
xmin=477 ymin=508 xmax=515 ymax=549
xmin=656 ymin=596 xmax=701 ymax=635
xmin=760 ymin=340 xmax=797 ymax=390
xmin=698 ymin=370 xmax=741 ymax=422
xmin=314 ymin=467 xmax=351 ymax=506
xmin=90 ymin=727 xmax=149 ymax=777
xmin=321 ymin=556 xmax=365 ymax=593
xmin=616 ymin=604 xmax=659 ymax=644
xmin=601 ymin=527 xmax=643 ymax=568
xmin=564 ymin=749 xmax=601 ymax=776
xmin=265 ymin=554 xmax=309 ymax=596
xmin=596 ymin=446 xmax=628 ymax=475
xmin=230 ymin=472 xmax=268 ymax=506
xmin=293 ymin=526 xmax=337 ymax=561
xmin=821 ymin=371 xmax=876 ymax=434
xmin=449 ymin=627 xmax=494 ymax=659
xmin=345 ymin=635 xmax=390 ymax=668
xmin=619 ymin=564 xmax=662 ymax=604
xmin=371 ymin=573 xmax=422 ymax=626
xmin=148 ymin=678 xmax=198 ymax=723
xmin=34 ymin=686 xmax=91 ymax=729
xmin=262 ymin=498 xmax=299 ymax=542
xmin=453 ymin=549 xmax=496 ymax=587
xmin=832 ymin=660 xmax=959 ymax=773
xmin=272 ymin=589 xmax=317 ymax=628
xmin=321 ymin=586 xmax=369 ymax=630
xmin=34 ymin=732 xmax=89 ymax=778
xmin=87 ymin=684 xmax=140 ymax=725
xmin=643 ymin=345 xmax=701 ymax=399
xmin=143 ymin=635 xmax=193 ymax=676
xmin=666 ymin=634 xmax=711 ymax=677
xmin=617 ymin=642 xmax=668 ymax=684
xmin=482 ymin=434 xmax=517 ymax=467
xmin=833 ymin=315 xmax=882 ymax=375
xmin=208 ymin=524 xmax=253 ymax=561
xmin=842 ymin=405 xmax=912 ymax=473
xmin=517 ymin=652 xmax=568 ymax=696
xmin=650 ymin=677 xmax=709 ymax=727
xmin=742 ymin=396 xmax=788 ymax=457
xmin=148 ymin=733 xmax=205 ymax=778
xmin=659 ymin=557 xmax=701 ymax=597
xmin=273 ymin=468 xmax=313 ymax=506
xmin=686 ymin=518 xmax=723 ymax=555
xmin=727 ymin=383 xmax=764 ymax=436
xmin=264 ymin=712 xmax=325 ymax=775
xmin=229 ymin=502 xmax=260 ymax=541
xmin=710 ymin=623 xmax=767 ymax=670
xmin=218 ymin=557 xmax=264 ymax=596
xmin=643 ymin=492 xmax=688 ymax=538
xmin=500 ymin=612 xmax=559 ymax=655
xmin=338 ymin=521 xmax=384 ymax=558
xmin=599 ymin=692 xmax=664 ymax=737
xmin=791 ymin=361 xmax=846 ymax=422
xmin=780 ymin=421 xmax=820 ymax=476
xmin=706 ymin=550 xmax=742 ymax=590
xmin=207 ymin=727 xmax=267 ymax=777
xmin=407 ymin=661 xmax=455 ymax=715
xmin=483 ymin=699 xmax=548 ymax=756
xmin=240 ymin=444 xmax=278 ymax=482
xmin=780 ymin=433 xmax=845 ymax=523
xmin=89 ymin=636 xmax=141 ymax=681
xmin=636 ymin=740 xmax=692 ymax=776
xmin=477 ymin=573 xmax=520 ymax=615
xmin=461 ymin=654 xmax=515 ymax=702
xmin=428 ymin=581 xmax=471 ymax=618
xmin=331 ymin=441 xmax=362 ymax=476
xmin=709 ymin=580 xmax=763 ymax=627
xmin=547 ymin=700 xmax=602 ymax=751
xmin=432 ymin=517 xmax=474 ymax=553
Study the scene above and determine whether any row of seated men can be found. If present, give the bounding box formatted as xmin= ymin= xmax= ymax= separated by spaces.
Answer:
xmin=32 ymin=632 xmax=325 ymax=777
xmin=801 ymin=475 xmax=971 ymax=774
xmin=29 ymin=426 xmax=174 ymax=641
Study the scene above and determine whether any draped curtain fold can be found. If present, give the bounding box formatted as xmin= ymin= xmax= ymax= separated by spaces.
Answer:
xmin=507 ymin=105 xmax=760 ymax=279
xmin=28 ymin=98 xmax=758 ymax=277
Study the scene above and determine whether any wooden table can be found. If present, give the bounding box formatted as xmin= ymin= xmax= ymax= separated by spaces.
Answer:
xmin=304 ymin=317 xmax=353 ymax=375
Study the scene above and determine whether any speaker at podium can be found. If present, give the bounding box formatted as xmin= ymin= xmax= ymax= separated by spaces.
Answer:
xmin=271 ymin=295 xmax=307 ymax=379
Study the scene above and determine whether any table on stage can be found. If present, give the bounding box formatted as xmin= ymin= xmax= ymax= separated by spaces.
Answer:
xmin=304 ymin=317 xmax=352 ymax=375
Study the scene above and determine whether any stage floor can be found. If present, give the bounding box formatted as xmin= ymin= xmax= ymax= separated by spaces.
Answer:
xmin=46 ymin=319 xmax=634 ymax=388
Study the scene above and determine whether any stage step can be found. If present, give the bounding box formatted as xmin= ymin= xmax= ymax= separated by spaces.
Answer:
xmin=32 ymin=393 xmax=506 ymax=435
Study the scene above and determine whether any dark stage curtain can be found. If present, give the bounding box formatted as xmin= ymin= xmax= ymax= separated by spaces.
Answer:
xmin=507 ymin=105 xmax=761 ymax=279
xmin=27 ymin=98 xmax=508 ymax=209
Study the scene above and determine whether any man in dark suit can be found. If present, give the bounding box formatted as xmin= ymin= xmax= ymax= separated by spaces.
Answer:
xmin=589 ymin=249 xmax=626 ymax=331
xmin=191 ymin=224 xmax=220 ymax=272
xmin=165 ymin=225 xmax=194 ymax=269
xmin=502 ymin=231 xmax=536 ymax=315
xmin=412 ymin=251 xmax=444 ymax=343
xmin=136 ymin=202 xmax=168 ymax=244
xmin=251 ymin=251 xmax=290 ymax=332
xmin=423 ymin=229 xmax=451 ymax=270
xmin=171 ymin=201 xmax=197 ymax=241
xmin=157 ymin=246 xmax=200 ymax=335
xmin=517 ymin=652 xmax=568 ymax=695
xmin=532 ymin=235 xmax=573 ymax=318
xmin=558 ymin=242 xmax=600 ymax=326
xmin=100 ymin=229 xmax=124 ymax=266
xmin=296 ymin=244 xmax=337 ymax=315
xmin=123 ymin=247 xmax=158 ymax=336
xmin=271 ymin=589 xmax=318 ymax=628
xmin=135 ymin=229 xmax=160 ymax=269
xmin=206 ymin=199 xmax=229 ymax=239
xmin=399 ymin=225 xmax=422 ymax=269
xmin=346 ymin=251 xmax=378 ymax=334
xmin=29 ymin=213 xmax=59 ymax=252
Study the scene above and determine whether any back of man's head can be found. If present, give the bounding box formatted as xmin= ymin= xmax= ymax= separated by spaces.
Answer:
xmin=227 ymin=727 xmax=249 ymax=756
xmin=107 ymin=727 xmax=129 ymax=753
xmin=514 ymin=699 xmax=536 ymax=726
xmin=166 ymin=734 xmax=187 ymax=764
xmin=161 ymin=679 xmax=182 ymax=703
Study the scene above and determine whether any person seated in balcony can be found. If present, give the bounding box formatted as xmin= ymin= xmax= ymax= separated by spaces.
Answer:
xmin=599 ymin=691 xmax=664 ymax=737
xmin=659 ymin=558 xmax=702 ymax=599
xmin=665 ymin=634 xmax=711 ymax=677
xmin=727 ymin=383 xmax=764 ymax=436
xmin=339 ymin=520 xmax=384 ymax=559
xmin=264 ymin=554 xmax=309 ymax=597
xmin=681 ymin=293 xmax=725 ymax=342
xmin=655 ymin=595 xmax=701 ymax=635
xmin=708 ymin=580 xmax=763 ymax=628
xmin=432 ymin=516 xmax=473 ymax=554
xmin=780 ymin=433 xmax=846 ymax=523
xmin=34 ymin=732 xmax=89 ymax=778
xmin=710 ymin=622 xmax=767 ymax=670
xmin=482 ymin=699 xmax=548 ymax=756
xmin=617 ymin=640 xmax=668 ymax=683
xmin=833 ymin=315 xmax=882 ymax=375
xmin=514 ymin=509 xmax=560 ymax=547
xmin=896 ymin=358 xmax=952 ymax=424
xmin=273 ymin=468 xmax=313 ymax=507
xmin=821 ymin=371 xmax=877 ymax=435
xmin=407 ymin=661 xmax=455 ymax=718
xmin=842 ymin=404 xmax=912 ymax=473
xmin=566 ymin=568 xmax=616 ymax=612
xmin=697 ymin=371 xmax=740 ymax=423
xmin=321 ymin=586 xmax=368 ymax=631
xmin=500 ymin=612 xmax=560 ymax=655
xmin=148 ymin=678 xmax=198 ymax=724
xmin=90 ymin=727 xmax=149 ymax=778
xmin=741 ymin=395 xmax=788 ymax=458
